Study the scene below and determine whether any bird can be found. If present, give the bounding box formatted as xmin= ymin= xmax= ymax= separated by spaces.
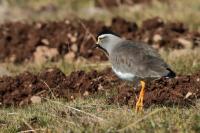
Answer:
xmin=95 ymin=32 xmax=176 ymax=112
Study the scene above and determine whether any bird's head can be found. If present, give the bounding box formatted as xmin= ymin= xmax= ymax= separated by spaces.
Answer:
xmin=95 ymin=33 xmax=122 ymax=55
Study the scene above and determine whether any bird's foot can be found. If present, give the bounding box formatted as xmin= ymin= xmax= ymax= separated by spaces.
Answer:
xmin=136 ymin=80 xmax=145 ymax=113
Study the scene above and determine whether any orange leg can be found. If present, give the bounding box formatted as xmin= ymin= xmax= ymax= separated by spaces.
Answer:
xmin=136 ymin=80 xmax=145 ymax=112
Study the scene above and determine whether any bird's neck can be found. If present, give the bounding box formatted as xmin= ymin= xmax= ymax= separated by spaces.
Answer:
xmin=107 ymin=39 xmax=124 ymax=54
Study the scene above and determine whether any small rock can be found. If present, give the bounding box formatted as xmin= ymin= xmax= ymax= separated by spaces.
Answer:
xmin=33 ymin=46 xmax=58 ymax=64
xmin=65 ymin=20 xmax=70 ymax=25
xmin=83 ymin=91 xmax=89 ymax=96
xmin=31 ymin=96 xmax=41 ymax=104
xmin=71 ymin=44 xmax=78 ymax=52
xmin=143 ymin=37 xmax=149 ymax=43
xmin=9 ymin=54 xmax=16 ymax=62
xmin=71 ymin=96 xmax=74 ymax=99
xmin=29 ymin=84 xmax=32 ymax=87
xmin=35 ymin=23 xmax=42 ymax=29
xmin=98 ymin=84 xmax=104 ymax=91
xmin=67 ymin=33 xmax=77 ymax=43
xmin=67 ymin=33 xmax=72 ymax=38
xmin=19 ymin=98 xmax=29 ymax=106
xmin=153 ymin=34 xmax=162 ymax=42
xmin=152 ymin=44 xmax=160 ymax=49
xmin=177 ymin=38 xmax=192 ymax=49
xmin=41 ymin=38 xmax=50 ymax=45
xmin=70 ymin=36 xmax=77 ymax=43
xmin=64 ymin=52 xmax=75 ymax=62
xmin=184 ymin=92 xmax=193 ymax=99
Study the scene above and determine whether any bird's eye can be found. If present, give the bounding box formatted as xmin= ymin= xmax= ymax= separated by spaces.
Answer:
xmin=98 ymin=37 xmax=102 ymax=40
xmin=97 ymin=36 xmax=108 ymax=44
xmin=98 ymin=36 xmax=106 ymax=40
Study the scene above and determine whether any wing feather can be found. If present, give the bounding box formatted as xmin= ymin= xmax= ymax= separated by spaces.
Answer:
xmin=110 ymin=40 xmax=171 ymax=78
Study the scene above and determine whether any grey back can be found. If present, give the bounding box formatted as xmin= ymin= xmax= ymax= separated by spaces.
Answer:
xmin=109 ymin=40 xmax=171 ymax=79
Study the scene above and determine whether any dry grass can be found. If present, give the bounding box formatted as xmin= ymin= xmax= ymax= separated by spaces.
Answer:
xmin=2 ymin=48 xmax=200 ymax=76
xmin=1 ymin=96 xmax=200 ymax=132
xmin=161 ymin=48 xmax=200 ymax=75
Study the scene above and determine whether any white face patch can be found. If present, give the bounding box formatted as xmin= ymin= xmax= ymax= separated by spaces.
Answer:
xmin=112 ymin=67 xmax=135 ymax=81
xmin=98 ymin=34 xmax=107 ymax=39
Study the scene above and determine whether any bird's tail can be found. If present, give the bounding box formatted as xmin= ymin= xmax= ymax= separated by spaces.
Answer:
xmin=165 ymin=68 xmax=176 ymax=78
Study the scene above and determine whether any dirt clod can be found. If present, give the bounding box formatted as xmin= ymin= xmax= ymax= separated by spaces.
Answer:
xmin=30 ymin=96 xmax=41 ymax=104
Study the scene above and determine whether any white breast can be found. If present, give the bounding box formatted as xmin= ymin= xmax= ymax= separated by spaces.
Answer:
xmin=112 ymin=67 xmax=135 ymax=81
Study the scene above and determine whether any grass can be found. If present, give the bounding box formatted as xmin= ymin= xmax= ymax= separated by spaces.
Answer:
xmin=0 ymin=0 xmax=200 ymax=132
xmin=2 ymin=48 xmax=200 ymax=76
xmin=0 ymin=59 xmax=110 ymax=76
xmin=1 ymin=96 xmax=200 ymax=132
xmin=161 ymin=48 xmax=200 ymax=75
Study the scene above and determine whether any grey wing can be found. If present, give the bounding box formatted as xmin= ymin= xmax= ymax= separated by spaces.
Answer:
xmin=110 ymin=41 xmax=172 ymax=78
xmin=131 ymin=40 xmax=161 ymax=57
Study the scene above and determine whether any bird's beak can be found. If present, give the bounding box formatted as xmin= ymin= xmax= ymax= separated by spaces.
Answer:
xmin=94 ymin=38 xmax=108 ymax=55
xmin=92 ymin=44 xmax=99 ymax=49
xmin=93 ymin=38 xmax=100 ymax=49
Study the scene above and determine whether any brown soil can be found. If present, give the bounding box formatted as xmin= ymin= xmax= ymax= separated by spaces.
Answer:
xmin=109 ymin=72 xmax=200 ymax=107
xmin=0 ymin=17 xmax=199 ymax=63
xmin=0 ymin=20 xmax=106 ymax=63
xmin=0 ymin=68 xmax=118 ymax=107
xmin=110 ymin=17 xmax=200 ymax=49
xmin=0 ymin=68 xmax=200 ymax=108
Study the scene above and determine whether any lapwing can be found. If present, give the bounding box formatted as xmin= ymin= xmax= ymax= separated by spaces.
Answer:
xmin=95 ymin=32 xmax=176 ymax=112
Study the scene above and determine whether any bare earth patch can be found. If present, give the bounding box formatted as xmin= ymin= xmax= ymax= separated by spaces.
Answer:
xmin=0 ymin=68 xmax=200 ymax=108
xmin=109 ymin=73 xmax=200 ymax=107
xmin=0 ymin=17 xmax=199 ymax=63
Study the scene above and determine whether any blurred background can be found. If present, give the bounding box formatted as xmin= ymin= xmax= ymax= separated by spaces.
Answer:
xmin=0 ymin=0 xmax=199 ymax=30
